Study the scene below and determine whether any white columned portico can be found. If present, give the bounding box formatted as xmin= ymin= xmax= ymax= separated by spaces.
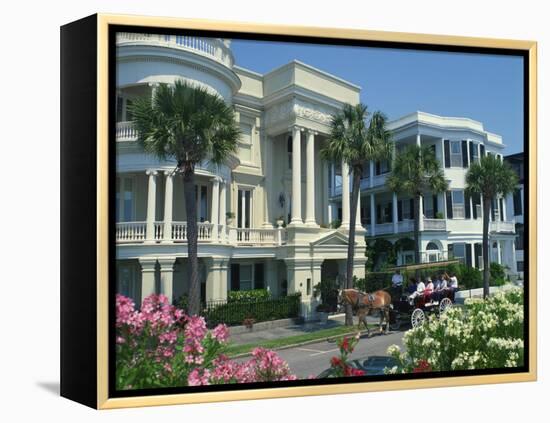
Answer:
xmin=163 ymin=170 xmax=174 ymax=241
xmin=340 ymin=160 xmax=350 ymax=229
xmin=211 ymin=177 xmax=220 ymax=240
xmin=392 ymin=193 xmax=399 ymax=233
xmin=290 ymin=126 xmax=303 ymax=226
xmin=219 ymin=180 xmax=227 ymax=242
xmin=158 ymin=257 xmax=176 ymax=303
xmin=305 ymin=129 xmax=318 ymax=226
xmin=139 ymin=257 xmax=157 ymax=303
xmin=145 ymin=169 xmax=158 ymax=242
xmin=370 ymin=193 xmax=376 ymax=236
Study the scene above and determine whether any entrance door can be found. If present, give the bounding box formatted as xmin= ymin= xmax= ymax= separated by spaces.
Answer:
xmin=237 ymin=189 xmax=252 ymax=241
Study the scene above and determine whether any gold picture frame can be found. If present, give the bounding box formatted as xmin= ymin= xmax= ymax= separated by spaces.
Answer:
xmin=60 ymin=13 xmax=537 ymax=409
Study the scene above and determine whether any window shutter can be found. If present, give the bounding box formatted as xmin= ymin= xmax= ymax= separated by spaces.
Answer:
xmin=469 ymin=141 xmax=475 ymax=164
xmin=398 ymin=200 xmax=403 ymax=221
xmin=465 ymin=243 xmax=473 ymax=267
xmin=410 ymin=199 xmax=415 ymax=219
xmin=377 ymin=204 xmax=381 ymax=221
xmin=499 ymin=198 xmax=504 ymax=221
xmin=444 ymin=140 xmax=451 ymax=168
xmin=376 ymin=161 xmax=381 ymax=175
xmin=230 ymin=264 xmax=240 ymax=291
xmin=461 ymin=140 xmax=468 ymax=168
xmin=433 ymin=195 xmax=438 ymax=217
xmin=446 ymin=191 xmax=453 ymax=219
xmin=480 ymin=144 xmax=486 ymax=157
xmin=491 ymin=199 xmax=496 ymax=221
xmin=475 ymin=243 xmax=482 ymax=268
xmin=465 ymin=192 xmax=471 ymax=219
xmin=254 ymin=263 xmax=265 ymax=289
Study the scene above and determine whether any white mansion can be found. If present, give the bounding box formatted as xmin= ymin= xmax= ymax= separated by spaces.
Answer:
xmin=115 ymin=33 xmax=367 ymax=316
xmin=115 ymin=34 xmax=519 ymax=316
xmin=328 ymin=112 xmax=518 ymax=276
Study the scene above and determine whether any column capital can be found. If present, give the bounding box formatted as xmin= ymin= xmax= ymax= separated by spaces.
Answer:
xmin=211 ymin=176 xmax=222 ymax=185
xmin=158 ymin=257 xmax=177 ymax=270
xmin=146 ymin=169 xmax=158 ymax=176
xmin=289 ymin=125 xmax=305 ymax=134
xmin=164 ymin=169 xmax=175 ymax=177
xmin=306 ymin=128 xmax=318 ymax=137
xmin=138 ymin=257 xmax=157 ymax=272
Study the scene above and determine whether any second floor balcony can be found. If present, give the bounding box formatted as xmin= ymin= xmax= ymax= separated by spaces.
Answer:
xmin=116 ymin=221 xmax=287 ymax=246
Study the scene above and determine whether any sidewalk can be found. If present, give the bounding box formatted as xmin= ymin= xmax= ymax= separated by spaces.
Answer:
xmin=229 ymin=313 xmax=380 ymax=346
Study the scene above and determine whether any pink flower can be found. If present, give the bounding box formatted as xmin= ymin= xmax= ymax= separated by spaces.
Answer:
xmin=188 ymin=368 xmax=211 ymax=386
xmin=212 ymin=324 xmax=229 ymax=343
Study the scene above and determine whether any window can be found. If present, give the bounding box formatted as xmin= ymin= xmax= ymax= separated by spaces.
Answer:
xmin=237 ymin=189 xmax=252 ymax=229
xmin=116 ymin=176 xmax=134 ymax=222
xmin=513 ymin=189 xmax=523 ymax=216
xmin=125 ymin=99 xmax=133 ymax=121
xmin=515 ymin=223 xmax=524 ymax=250
xmin=239 ymin=265 xmax=253 ymax=291
xmin=452 ymin=243 xmax=466 ymax=263
xmin=195 ymin=185 xmax=208 ymax=222
xmin=517 ymin=261 xmax=524 ymax=272
xmin=116 ymin=96 xmax=124 ymax=122
xmin=450 ymin=141 xmax=462 ymax=167
xmin=379 ymin=160 xmax=390 ymax=174
xmin=402 ymin=199 xmax=411 ymax=220
xmin=452 ymin=190 xmax=465 ymax=218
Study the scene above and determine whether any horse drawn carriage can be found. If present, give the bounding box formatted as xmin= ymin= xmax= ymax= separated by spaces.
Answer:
xmin=389 ymin=288 xmax=455 ymax=330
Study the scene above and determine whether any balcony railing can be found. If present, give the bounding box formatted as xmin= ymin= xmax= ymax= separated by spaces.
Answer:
xmin=423 ymin=218 xmax=447 ymax=231
xmin=398 ymin=220 xmax=413 ymax=232
xmin=374 ymin=222 xmax=394 ymax=235
xmin=490 ymin=220 xmax=515 ymax=233
xmin=116 ymin=121 xmax=138 ymax=141
xmin=115 ymin=221 xmax=285 ymax=245
xmin=116 ymin=33 xmax=235 ymax=68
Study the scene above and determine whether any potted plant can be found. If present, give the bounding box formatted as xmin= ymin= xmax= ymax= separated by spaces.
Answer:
xmin=276 ymin=215 xmax=285 ymax=227
xmin=316 ymin=303 xmax=331 ymax=324
xmin=226 ymin=211 xmax=235 ymax=226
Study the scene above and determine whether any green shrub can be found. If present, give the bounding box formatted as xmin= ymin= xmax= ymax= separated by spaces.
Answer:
xmin=227 ymin=289 xmax=270 ymax=303
xmin=314 ymin=280 xmax=339 ymax=312
xmin=387 ymin=288 xmax=524 ymax=373
xmin=490 ymin=262 xmax=507 ymax=286
xmin=203 ymin=293 xmax=301 ymax=327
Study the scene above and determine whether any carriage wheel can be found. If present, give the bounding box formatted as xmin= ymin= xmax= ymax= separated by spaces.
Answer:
xmin=411 ymin=308 xmax=425 ymax=328
xmin=439 ymin=297 xmax=452 ymax=315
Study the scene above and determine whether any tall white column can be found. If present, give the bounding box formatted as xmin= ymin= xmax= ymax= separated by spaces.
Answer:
xmin=416 ymin=133 xmax=421 ymax=147
xmin=340 ymin=160 xmax=350 ymax=229
xmin=370 ymin=193 xmax=376 ymax=236
xmin=139 ymin=258 xmax=157 ymax=304
xmin=418 ymin=195 xmax=424 ymax=231
xmin=501 ymin=197 xmax=507 ymax=221
xmin=158 ymin=257 xmax=176 ymax=303
xmin=328 ymin=202 xmax=333 ymax=225
xmin=211 ymin=177 xmax=220 ymax=240
xmin=163 ymin=171 xmax=173 ymax=241
xmin=290 ymin=126 xmax=303 ymax=226
xmin=369 ymin=161 xmax=374 ymax=188
xmin=392 ymin=193 xmax=398 ymax=233
xmin=466 ymin=140 xmax=471 ymax=167
xmin=441 ymin=138 xmax=445 ymax=167
xmin=219 ymin=180 xmax=227 ymax=242
xmin=355 ymin=191 xmax=362 ymax=229
xmin=496 ymin=240 xmax=502 ymax=265
xmin=305 ymin=130 xmax=317 ymax=226
xmin=145 ymin=169 xmax=158 ymax=242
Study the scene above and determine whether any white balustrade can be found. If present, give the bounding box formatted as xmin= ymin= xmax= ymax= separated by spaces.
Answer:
xmin=116 ymin=121 xmax=138 ymax=141
xmin=172 ymin=222 xmax=187 ymax=241
xmin=236 ymin=228 xmax=277 ymax=244
xmin=116 ymin=33 xmax=234 ymax=68
xmin=154 ymin=222 xmax=164 ymax=240
xmin=423 ymin=218 xmax=447 ymax=231
xmin=375 ymin=222 xmax=394 ymax=235
xmin=397 ymin=220 xmax=414 ymax=232
xmin=373 ymin=173 xmax=388 ymax=187
xmin=490 ymin=220 xmax=515 ymax=233
xmin=116 ymin=222 xmax=146 ymax=242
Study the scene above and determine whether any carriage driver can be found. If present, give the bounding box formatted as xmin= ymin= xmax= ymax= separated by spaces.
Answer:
xmin=391 ymin=269 xmax=404 ymax=298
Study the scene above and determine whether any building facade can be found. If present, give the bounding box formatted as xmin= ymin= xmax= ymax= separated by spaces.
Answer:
xmin=329 ymin=111 xmax=518 ymax=276
xmin=115 ymin=33 xmax=367 ymax=317
xmin=505 ymin=152 xmax=525 ymax=280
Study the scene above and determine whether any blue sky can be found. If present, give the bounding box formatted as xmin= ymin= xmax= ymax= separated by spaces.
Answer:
xmin=231 ymin=39 xmax=524 ymax=155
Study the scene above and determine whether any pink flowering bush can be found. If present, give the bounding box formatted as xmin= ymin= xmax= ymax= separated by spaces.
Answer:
xmin=116 ymin=294 xmax=295 ymax=390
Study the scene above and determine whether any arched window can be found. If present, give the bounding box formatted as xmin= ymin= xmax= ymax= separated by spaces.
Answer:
xmin=427 ymin=242 xmax=439 ymax=250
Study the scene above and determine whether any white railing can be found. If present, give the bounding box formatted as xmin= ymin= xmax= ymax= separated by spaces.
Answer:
xmin=375 ymin=222 xmax=394 ymax=235
xmin=116 ymin=33 xmax=234 ymax=68
xmin=171 ymin=222 xmax=214 ymax=241
xmin=154 ymin=222 xmax=164 ymax=240
xmin=373 ymin=173 xmax=387 ymax=187
xmin=421 ymin=251 xmax=449 ymax=263
xmin=116 ymin=121 xmax=138 ymax=141
xmin=452 ymin=206 xmax=465 ymax=219
xmin=116 ymin=222 xmax=146 ymax=242
xmin=171 ymin=222 xmax=187 ymax=241
xmin=398 ymin=220 xmax=413 ymax=232
xmin=490 ymin=220 xmax=515 ymax=233
xmin=236 ymin=228 xmax=277 ymax=244
xmin=423 ymin=218 xmax=447 ymax=231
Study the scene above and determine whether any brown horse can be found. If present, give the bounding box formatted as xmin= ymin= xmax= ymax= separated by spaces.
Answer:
xmin=338 ymin=288 xmax=392 ymax=336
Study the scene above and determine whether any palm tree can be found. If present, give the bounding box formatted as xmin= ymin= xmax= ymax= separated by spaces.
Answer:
xmin=129 ymin=80 xmax=240 ymax=315
xmin=466 ymin=155 xmax=518 ymax=298
xmin=387 ymin=145 xmax=448 ymax=275
xmin=321 ymin=103 xmax=393 ymax=325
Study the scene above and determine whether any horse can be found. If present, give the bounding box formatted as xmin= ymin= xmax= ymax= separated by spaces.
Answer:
xmin=337 ymin=288 xmax=392 ymax=336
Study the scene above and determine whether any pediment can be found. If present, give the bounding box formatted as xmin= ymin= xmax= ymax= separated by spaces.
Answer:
xmin=310 ymin=230 xmax=350 ymax=247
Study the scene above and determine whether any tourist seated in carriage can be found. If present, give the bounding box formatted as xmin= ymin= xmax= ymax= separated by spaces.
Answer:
xmin=408 ymin=278 xmax=425 ymax=305
xmin=424 ymin=277 xmax=434 ymax=301
xmin=432 ymin=273 xmax=447 ymax=301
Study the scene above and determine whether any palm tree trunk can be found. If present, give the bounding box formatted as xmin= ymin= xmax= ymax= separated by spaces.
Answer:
xmin=183 ymin=169 xmax=200 ymax=315
xmin=344 ymin=169 xmax=361 ymax=326
xmin=482 ymin=199 xmax=491 ymax=298
xmin=414 ymin=194 xmax=421 ymax=279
